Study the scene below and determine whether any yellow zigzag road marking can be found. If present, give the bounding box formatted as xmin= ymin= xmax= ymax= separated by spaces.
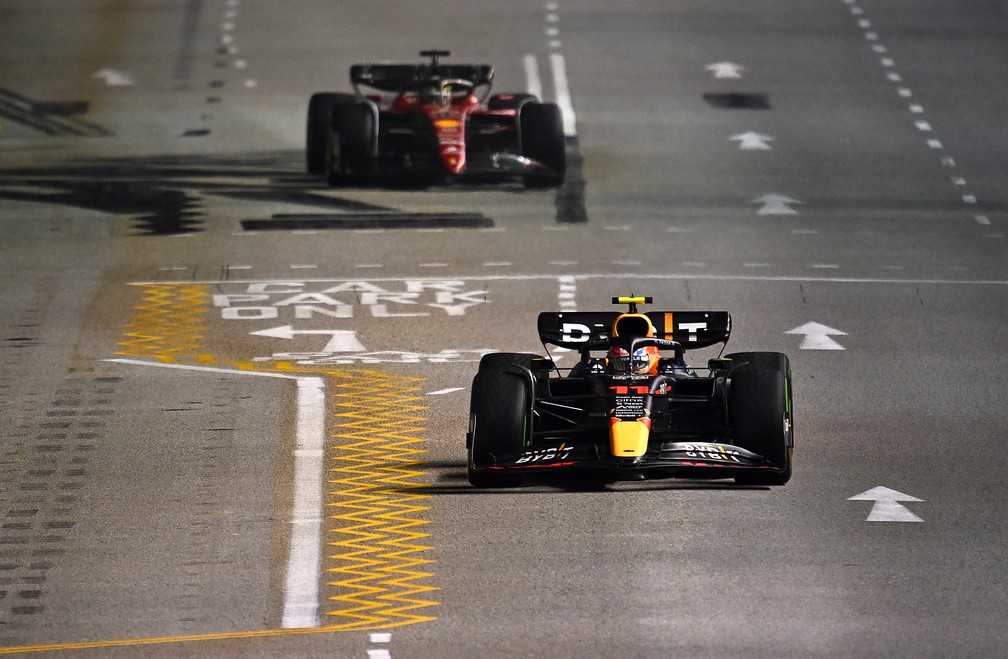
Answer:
xmin=116 ymin=284 xmax=213 ymax=362
xmin=323 ymin=369 xmax=438 ymax=630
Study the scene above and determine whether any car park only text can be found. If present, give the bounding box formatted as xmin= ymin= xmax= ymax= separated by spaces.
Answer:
xmin=213 ymin=279 xmax=487 ymax=320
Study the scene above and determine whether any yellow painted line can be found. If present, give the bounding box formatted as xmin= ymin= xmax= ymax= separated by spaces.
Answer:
xmin=0 ymin=624 xmax=392 ymax=655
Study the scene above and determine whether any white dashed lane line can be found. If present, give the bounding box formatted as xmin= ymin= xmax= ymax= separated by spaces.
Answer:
xmin=842 ymin=0 xmax=995 ymax=229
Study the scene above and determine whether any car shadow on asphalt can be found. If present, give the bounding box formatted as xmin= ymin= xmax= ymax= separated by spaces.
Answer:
xmin=409 ymin=460 xmax=771 ymax=495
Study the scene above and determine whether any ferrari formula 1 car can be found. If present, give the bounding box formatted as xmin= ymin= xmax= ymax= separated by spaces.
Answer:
xmin=467 ymin=297 xmax=794 ymax=487
xmin=305 ymin=49 xmax=566 ymax=187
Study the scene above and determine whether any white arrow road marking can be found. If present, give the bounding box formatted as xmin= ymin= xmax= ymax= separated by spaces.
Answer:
xmin=849 ymin=486 xmax=924 ymax=522
xmin=250 ymin=325 xmax=366 ymax=352
xmin=785 ymin=322 xmax=847 ymax=350
xmin=730 ymin=131 xmax=774 ymax=150
xmin=92 ymin=68 xmax=135 ymax=86
xmin=705 ymin=61 xmax=745 ymax=79
xmin=754 ymin=193 xmax=802 ymax=215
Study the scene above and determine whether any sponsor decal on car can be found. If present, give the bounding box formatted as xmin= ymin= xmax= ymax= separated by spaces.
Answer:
xmin=514 ymin=443 xmax=574 ymax=465
xmin=676 ymin=442 xmax=742 ymax=463
xmin=613 ymin=394 xmax=646 ymax=420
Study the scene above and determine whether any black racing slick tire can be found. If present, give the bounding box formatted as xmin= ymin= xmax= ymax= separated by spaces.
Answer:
xmin=327 ymin=102 xmax=376 ymax=186
xmin=728 ymin=354 xmax=794 ymax=486
xmin=306 ymin=93 xmax=355 ymax=174
xmin=467 ymin=370 xmax=529 ymax=488
xmin=488 ymin=92 xmax=538 ymax=111
xmin=519 ymin=102 xmax=566 ymax=188
xmin=478 ymin=352 xmax=539 ymax=372
xmin=725 ymin=351 xmax=789 ymax=374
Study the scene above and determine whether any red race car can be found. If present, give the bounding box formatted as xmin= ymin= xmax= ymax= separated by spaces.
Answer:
xmin=306 ymin=50 xmax=566 ymax=188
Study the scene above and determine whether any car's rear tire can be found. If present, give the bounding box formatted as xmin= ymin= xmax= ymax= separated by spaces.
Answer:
xmin=327 ymin=102 xmax=375 ymax=186
xmin=729 ymin=353 xmax=793 ymax=485
xmin=306 ymin=93 xmax=355 ymax=175
xmin=468 ymin=370 xmax=529 ymax=488
xmin=488 ymin=92 xmax=538 ymax=111
xmin=519 ymin=102 xmax=566 ymax=188
xmin=478 ymin=352 xmax=538 ymax=372
xmin=725 ymin=351 xmax=789 ymax=373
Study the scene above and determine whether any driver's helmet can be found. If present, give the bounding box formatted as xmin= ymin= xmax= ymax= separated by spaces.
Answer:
xmin=607 ymin=346 xmax=659 ymax=375
xmin=420 ymin=78 xmax=455 ymax=106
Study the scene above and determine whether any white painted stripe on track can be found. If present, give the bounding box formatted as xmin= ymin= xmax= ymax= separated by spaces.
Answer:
xmin=283 ymin=376 xmax=326 ymax=629
xmin=523 ymin=54 xmax=542 ymax=101
xmin=550 ymin=53 xmax=577 ymax=137
xmin=130 ymin=273 xmax=1008 ymax=286
xmin=428 ymin=387 xmax=465 ymax=395
xmin=104 ymin=358 xmax=326 ymax=629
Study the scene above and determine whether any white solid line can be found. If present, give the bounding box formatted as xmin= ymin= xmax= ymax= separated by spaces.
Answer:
xmin=128 ymin=272 xmax=1008 ymax=287
xmin=523 ymin=54 xmax=542 ymax=101
xmin=105 ymin=358 xmax=304 ymax=380
xmin=428 ymin=387 xmax=465 ymax=396
xmin=282 ymin=376 xmax=326 ymax=629
xmin=103 ymin=358 xmax=326 ymax=629
xmin=550 ymin=53 xmax=577 ymax=136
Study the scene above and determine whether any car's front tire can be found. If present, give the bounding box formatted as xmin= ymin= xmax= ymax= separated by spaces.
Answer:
xmin=467 ymin=370 xmax=529 ymax=488
xmin=728 ymin=352 xmax=793 ymax=485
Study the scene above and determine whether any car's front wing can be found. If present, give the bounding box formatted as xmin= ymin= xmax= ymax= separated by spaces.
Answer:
xmin=479 ymin=440 xmax=780 ymax=481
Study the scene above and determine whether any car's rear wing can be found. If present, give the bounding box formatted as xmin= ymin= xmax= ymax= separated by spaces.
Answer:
xmin=537 ymin=311 xmax=732 ymax=350
xmin=350 ymin=64 xmax=494 ymax=93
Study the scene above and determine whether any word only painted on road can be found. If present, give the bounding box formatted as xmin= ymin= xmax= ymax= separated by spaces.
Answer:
xmin=212 ymin=280 xmax=487 ymax=319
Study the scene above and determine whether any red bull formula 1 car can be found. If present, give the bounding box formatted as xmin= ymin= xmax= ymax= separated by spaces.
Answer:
xmin=467 ymin=297 xmax=794 ymax=487
xmin=306 ymin=49 xmax=566 ymax=187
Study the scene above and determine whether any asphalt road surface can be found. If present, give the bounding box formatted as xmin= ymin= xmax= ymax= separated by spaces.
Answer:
xmin=1 ymin=1 xmax=1006 ymax=657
